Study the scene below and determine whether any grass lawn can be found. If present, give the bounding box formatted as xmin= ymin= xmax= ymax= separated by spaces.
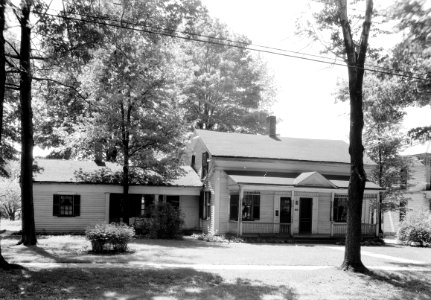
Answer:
xmin=1 ymin=221 xmax=431 ymax=299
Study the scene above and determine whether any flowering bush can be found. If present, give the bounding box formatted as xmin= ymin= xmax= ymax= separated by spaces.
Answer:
xmin=86 ymin=223 xmax=135 ymax=253
xmin=397 ymin=212 xmax=431 ymax=246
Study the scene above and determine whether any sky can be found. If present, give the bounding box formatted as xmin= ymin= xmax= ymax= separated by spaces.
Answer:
xmin=201 ymin=0 xmax=430 ymax=141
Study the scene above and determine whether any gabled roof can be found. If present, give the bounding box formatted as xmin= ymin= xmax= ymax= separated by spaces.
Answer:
xmin=33 ymin=159 xmax=202 ymax=187
xmin=196 ymin=130 xmax=375 ymax=165
xmin=293 ymin=172 xmax=337 ymax=188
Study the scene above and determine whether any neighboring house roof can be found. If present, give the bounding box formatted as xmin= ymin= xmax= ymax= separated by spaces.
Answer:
xmin=195 ymin=130 xmax=375 ymax=165
xmin=400 ymin=141 xmax=431 ymax=156
xmin=33 ymin=159 xmax=202 ymax=187
xmin=228 ymin=171 xmax=382 ymax=190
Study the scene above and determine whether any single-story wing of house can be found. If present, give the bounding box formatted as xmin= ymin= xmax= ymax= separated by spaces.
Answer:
xmin=33 ymin=159 xmax=202 ymax=233
xmin=186 ymin=116 xmax=383 ymax=237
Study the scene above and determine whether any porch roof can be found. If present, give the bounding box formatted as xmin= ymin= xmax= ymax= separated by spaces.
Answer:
xmin=228 ymin=172 xmax=382 ymax=190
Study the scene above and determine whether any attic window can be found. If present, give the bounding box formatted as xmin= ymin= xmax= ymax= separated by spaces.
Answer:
xmin=202 ymin=152 xmax=209 ymax=178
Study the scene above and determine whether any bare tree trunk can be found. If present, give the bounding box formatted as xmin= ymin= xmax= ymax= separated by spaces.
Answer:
xmin=337 ymin=0 xmax=373 ymax=273
xmin=18 ymin=0 xmax=37 ymax=246
xmin=0 ymin=0 xmax=10 ymax=270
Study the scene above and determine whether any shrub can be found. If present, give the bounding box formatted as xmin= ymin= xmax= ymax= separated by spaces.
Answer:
xmin=190 ymin=233 xmax=244 ymax=243
xmin=134 ymin=202 xmax=183 ymax=239
xmin=86 ymin=223 xmax=135 ymax=253
xmin=397 ymin=212 xmax=431 ymax=246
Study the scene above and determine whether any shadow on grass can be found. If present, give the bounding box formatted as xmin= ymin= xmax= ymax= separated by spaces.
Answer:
xmin=12 ymin=245 xmax=92 ymax=264
xmin=364 ymin=270 xmax=431 ymax=299
xmin=0 ymin=267 xmax=296 ymax=300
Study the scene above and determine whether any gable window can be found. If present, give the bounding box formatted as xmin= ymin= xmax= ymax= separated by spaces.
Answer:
xmin=167 ymin=195 xmax=180 ymax=210
xmin=53 ymin=194 xmax=80 ymax=217
xmin=333 ymin=195 xmax=347 ymax=223
xmin=202 ymin=152 xmax=209 ymax=178
xmin=242 ymin=192 xmax=260 ymax=221
xmin=230 ymin=194 xmax=239 ymax=220
xmin=199 ymin=191 xmax=211 ymax=219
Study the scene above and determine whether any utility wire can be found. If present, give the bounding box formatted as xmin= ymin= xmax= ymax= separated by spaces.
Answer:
xmin=14 ymin=7 xmax=430 ymax=81
xmin=42 ymin=6 xmax=417 ymax=78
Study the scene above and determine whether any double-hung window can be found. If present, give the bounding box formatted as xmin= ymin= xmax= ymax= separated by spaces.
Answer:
xmin=53 ymin=194 xmax=80 ymax=217
xmin=242 ymin=192 xmax=260 ymax=221
xmin=333 ymin=195 xmax=347 ymax=223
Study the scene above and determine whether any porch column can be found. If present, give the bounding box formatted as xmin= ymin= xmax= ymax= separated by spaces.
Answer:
xmin=105 ymin=193 xmax=110 ymax=224
xmin=330 ymin=192 xmax=334 ymax=236
xmin=238 ymin=185 xmax=244 ymax=236
xmin=376 ymin=193 xmax=381 ymax=237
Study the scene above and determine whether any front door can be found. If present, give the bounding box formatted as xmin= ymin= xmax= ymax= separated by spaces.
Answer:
xmin=299 ymin=197 xmax=313 ymax=234
xmin=279 ymin=197 xmax=292 ymax=234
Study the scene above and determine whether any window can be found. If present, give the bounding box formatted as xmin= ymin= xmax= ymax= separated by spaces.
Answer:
xmin=141 ymin=195 xmax=155 ymax=217
xmin=242 ymin=192 xmax=260 ymax=221
xmin=199 ymin=191 xmax=211 ymax=219
xmin=399 ymin=200 xmax=407 ymax=222
xmin=201 ymin=152 xmax=209 ymax=178
xmin=191 ymin=155 xmax=196 ymax=171
xmin=230 ymin=195 xmax=239 ymax=220
xmin=53 ymin=194 xmax=80 ymax=217
xmin=166 ymin=195 xmax=180 ymax=210
xmin=333 ymin=196 xmax=347 ymax=222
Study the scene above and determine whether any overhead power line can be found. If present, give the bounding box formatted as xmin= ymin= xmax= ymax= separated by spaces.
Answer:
xmin=11 ymin=6 xmax=429 ymax=82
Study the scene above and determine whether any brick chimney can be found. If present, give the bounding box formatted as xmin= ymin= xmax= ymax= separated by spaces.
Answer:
xmin=267 ymin=116 xmax=276 ymax=138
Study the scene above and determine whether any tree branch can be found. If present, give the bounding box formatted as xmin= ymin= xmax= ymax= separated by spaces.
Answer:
xmin=31 ymin=76 xmax=88 ymax=101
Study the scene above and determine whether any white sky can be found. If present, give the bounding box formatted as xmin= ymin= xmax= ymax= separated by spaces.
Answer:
xmin=201 ymin=0 xmax=430 ymax=141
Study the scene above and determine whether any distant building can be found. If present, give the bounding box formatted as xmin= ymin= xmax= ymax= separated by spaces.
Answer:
xmin=383 ymin=141 xmax=431 ymax=235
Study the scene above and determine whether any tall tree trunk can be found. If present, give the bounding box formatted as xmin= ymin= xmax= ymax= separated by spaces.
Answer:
xmin=120 ymin=103 xmax=130 ymax=224
xmin=0 ymin=0 xmax=5 ymax=145
xmin=338 ymin=0 xmax=373 ymax=273
xmin=0 ymin=0 xmax=10 ymax=270
xmin=19 ymin=0 xmax=37 ymax=246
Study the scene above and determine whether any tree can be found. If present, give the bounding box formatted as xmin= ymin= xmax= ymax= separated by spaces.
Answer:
xmin=180 ymin=17 xmax=275 ymax=134
xmin=56 ymin=0 xmax=203 ymax=224
xmin=303 ymin=0 xmax=374 ymax=272
xmin=17 ymin=0 xmax=37 ymax=246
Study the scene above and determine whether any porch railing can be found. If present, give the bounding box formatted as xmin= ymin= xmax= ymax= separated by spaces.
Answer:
xmin=228 ymin=221 xmax=291 ymax=235
xmin=332 ymin=222 xmax=376 ymax=237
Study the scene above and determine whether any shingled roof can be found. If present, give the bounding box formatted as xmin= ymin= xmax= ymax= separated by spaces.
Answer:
xmin=33 ymin=159 xmax=202 ymax=187
xmin=196 ymin=130 xmax=376 ymax=165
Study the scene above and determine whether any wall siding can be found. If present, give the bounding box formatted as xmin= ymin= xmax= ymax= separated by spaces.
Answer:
xmin=34 ymin=183 xmax=201 ymax=233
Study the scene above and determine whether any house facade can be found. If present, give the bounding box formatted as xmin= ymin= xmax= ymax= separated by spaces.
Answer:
xmin=383 ymin=141 xmax=431 ymax=235
xmin=187 ymin=118 xmax=382 ymax=237
xmin=33 ymin=159 xmax=202 ymax=233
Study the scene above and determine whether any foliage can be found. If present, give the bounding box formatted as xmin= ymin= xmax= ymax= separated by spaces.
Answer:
xmin=85 ymin=223 xmax=135 ymax=253
xmin=179 ymin=16 xmax=275 ymax=134
xmin=134 ymin=203 xmax=183 ymax=239
xmin=408 ymin=126 xmax=431 ymax=142
xmin=0 ymin=177 xmax=21 ymax=220
xmin=397 ymin=212 xmax=431 ymax=246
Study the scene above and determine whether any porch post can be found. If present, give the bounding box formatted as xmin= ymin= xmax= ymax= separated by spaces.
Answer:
xmin=238 ymin=185 xmax=244 ymax=236
xmin=330 ymin=192 xmax=334 ymax=237
xmin=376 ymin=193 xmax=380 ymax=237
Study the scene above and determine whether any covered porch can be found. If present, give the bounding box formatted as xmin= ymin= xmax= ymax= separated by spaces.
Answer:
xmin=226 ymin=171 xmax=382 ymax=237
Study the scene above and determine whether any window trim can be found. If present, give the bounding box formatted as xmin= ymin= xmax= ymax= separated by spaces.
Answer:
xmin=333 ymin=195 xmax=347 ymax=223
xmin=242 ymin=192 xmax=260 ymax=221
xmin=53 ymin=194 xmax=80 ymax=217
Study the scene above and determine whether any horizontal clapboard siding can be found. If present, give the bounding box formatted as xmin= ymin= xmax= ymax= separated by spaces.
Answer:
xmin=34 ymin=183 xmax=201 ymax=233
xmin=33 ymin=184 xmax=114 ymax=233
